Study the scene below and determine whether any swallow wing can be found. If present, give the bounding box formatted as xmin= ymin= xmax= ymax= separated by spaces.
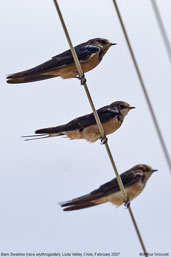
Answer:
xmin=60 ymin=170 xmax=144 ymax=211
xmin=53 ymin=43 xmax=100 ymax=64
xmin=61 ymin=106 xmax=119 ymax=131
xmin=94 ymin=169 xmax=144 ymax=196
xmin=7 ymin=43 xmax=100 ymax=83
xmin=60 ymin=179 xmax=121 ymax=211
xmin=35 ymin=106 xmax=119 ymax=135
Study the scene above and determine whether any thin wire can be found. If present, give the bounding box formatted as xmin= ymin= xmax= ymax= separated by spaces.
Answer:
xmin=53 ymin=0 xmax=105 ymax=140
xmin=128 ymin=207 xmax=147 ymax=255
xmin=53 ymin=0 xmax=128 ymax=201
xmin=150 ymin=0 xmax=171 ymax=66
xmin=112 ymin=0 xmax=171 ymax=173
xmin=53 ymin=0 xmax=147 ymax=255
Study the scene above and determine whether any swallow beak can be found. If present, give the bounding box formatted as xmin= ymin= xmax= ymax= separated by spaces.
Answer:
xmin=110 ymin=42 xmax=117 ymax=46
xmin=152 ymin=169 xmax=158 ymax=172
xmin=129 ymin=106 xmax=136 ymax=110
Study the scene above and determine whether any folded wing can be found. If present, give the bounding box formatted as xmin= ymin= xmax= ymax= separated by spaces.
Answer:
xmin=6 ymin=43 xmax=100 ymax=84
xmin=35 ymin=106 xmax=119 ymax=135
xmin=60 ymin=169 xmax=143 ymax=211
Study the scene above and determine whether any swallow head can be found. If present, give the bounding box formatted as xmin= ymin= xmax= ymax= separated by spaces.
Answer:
xmin=110 ymin=101 xmax=135 ymax=117
xmin=87 ymin=38 xmax=116 ymax=54
xmin=133 ymin=164 xmax=158 ymax=181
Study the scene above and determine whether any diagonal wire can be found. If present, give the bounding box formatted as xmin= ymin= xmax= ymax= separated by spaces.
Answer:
xmin=53 ymin=0 xmax=147 ymax=256
xmin=150 ymin=0 xmax=171 ymax=66
xmin=52 ymin=0 xmax=127 ymax=202
xmin=112 ymin=0 xmax=171 ymax=174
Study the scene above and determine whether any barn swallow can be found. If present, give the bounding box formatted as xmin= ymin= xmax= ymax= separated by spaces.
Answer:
xmin=6 ymin=38 xmax=116 ymax=84
xmin=24 ymin=101 xmax=135 ymax=142
xmin=60 ymin=164 xmax=157 ymax=211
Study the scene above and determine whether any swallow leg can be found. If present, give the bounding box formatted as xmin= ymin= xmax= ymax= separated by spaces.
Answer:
xmin=124 ymin=197 xmax=130 ymax=208
xmin=76 ymin=74 xmax=86 ymax=85
xmin=101 ymin=135 xmax=108 ymax=144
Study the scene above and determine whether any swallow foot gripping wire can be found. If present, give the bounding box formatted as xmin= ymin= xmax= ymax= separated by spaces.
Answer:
xmin=76 ymin=74 xmax=87 ymax=85
xmin=124 ymin=197 xmax=130 ymax=208
xmin=101 ymin=135 xmax=108 ymax=144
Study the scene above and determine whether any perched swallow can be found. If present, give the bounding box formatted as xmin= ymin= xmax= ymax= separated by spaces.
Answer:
xmin=60 ymin=164 xmax=157 ymax=211
xmin=6 ymin=38 xmax=116 ymax=84
xmin=24 ymin=101 xmax=135 ymax=142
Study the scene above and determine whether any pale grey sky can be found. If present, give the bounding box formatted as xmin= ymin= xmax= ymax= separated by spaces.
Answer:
xmin=0 ymin=0 xmax=171 ymax=256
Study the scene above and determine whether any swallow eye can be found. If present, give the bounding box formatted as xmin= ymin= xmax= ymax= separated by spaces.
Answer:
xmin=140 ymin=166 xmax=149 ymax=172
xmin=120 ymin=104 xmax=126 ymax=109
xmin=98 ymin=39 xmax=108 ymax=45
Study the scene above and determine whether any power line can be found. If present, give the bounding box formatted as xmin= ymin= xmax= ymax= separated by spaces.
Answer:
xmin=150 ymin=0 xmax=171 ymax=66
xmin=53 ymin=0 xmax=147 ymax=256
xmin=112 ymin=0 xmax=171 ymax=174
